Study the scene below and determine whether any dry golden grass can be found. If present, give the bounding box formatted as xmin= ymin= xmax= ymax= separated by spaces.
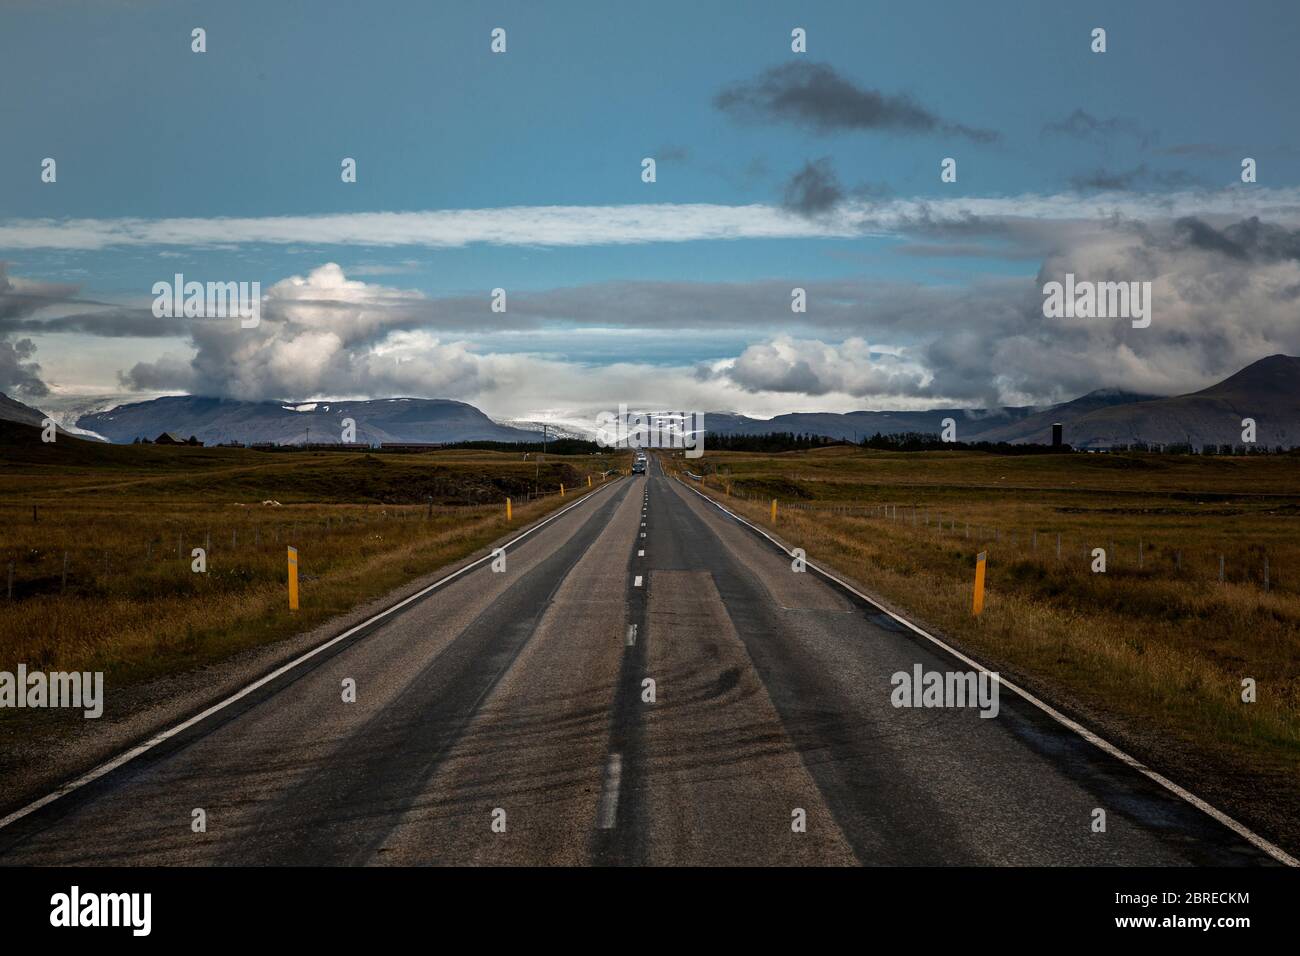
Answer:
xmin=0 ymin=441 xmax=628 ymax=682
xmin=667 ymin=447 xmax=1300 ymax=791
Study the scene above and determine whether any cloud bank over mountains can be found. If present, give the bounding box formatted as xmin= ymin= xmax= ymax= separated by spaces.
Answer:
xmin=7 ymin=204 xmax=1300 ymax=417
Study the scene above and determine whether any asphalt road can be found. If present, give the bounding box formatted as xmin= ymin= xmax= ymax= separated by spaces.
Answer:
xmin=0 ymin=457 xmax=1280 ymax=865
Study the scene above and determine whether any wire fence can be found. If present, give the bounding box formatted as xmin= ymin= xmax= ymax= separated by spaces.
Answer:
xmin=1 ymin=480 xmax=605 ymax=602
xmin=691 ymin=477 xmax=1284 ymax=594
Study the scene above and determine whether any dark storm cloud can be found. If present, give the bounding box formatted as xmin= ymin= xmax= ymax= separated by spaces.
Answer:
xmin=3 ymin=307 xmax=178 ymax=337
xmin=0 ymin=262 xmax=74 ymax=397
xmin=1171 ymin=216 xmax=1300 ymax=262
xmin=717 ymin=214 xmax=1300 ymax=406
xmin=0 ymin=262 xmax=81 ymax=322
xmin=715 ymin=62 xmax=999 ymax=142
xmin=782 ymin=158 xmax=844 ymax=215
xmin=0 ymin=262 xmax=148 ymax=386
xmin=0 ymin=336 xmax=47 ymax=398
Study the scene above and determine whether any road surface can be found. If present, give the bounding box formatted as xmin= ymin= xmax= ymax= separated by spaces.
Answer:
xmin=0 ymin=458 xmax=1280 ymax=865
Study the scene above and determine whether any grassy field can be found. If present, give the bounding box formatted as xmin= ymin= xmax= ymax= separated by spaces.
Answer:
xmin=0 ymin=423 xmax=627 ymax=684
xmin=664 ymin=445 xmax=1300 ymax=845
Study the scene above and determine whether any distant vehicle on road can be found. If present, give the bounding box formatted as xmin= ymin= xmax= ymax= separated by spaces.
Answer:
xmin=632 ymin=458 xmax=646 ymax=474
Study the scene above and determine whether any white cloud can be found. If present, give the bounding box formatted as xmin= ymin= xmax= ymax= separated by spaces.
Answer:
xmin=727 ymin=336 xmax=932 ymax=397
xmin=4 ymin=189 xmax=1300 ymax=251
xmin=112 ymin=263 xmax=930 ymax=415
xmin=33 ymin=213 xmax=1300 ymax=418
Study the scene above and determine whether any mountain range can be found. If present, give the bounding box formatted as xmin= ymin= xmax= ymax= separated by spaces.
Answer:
xmin=701 ymin=405 xmax=1043 ymax=444
xmin=0 ymin=354 xmax=1295 ymax=449
xmin=0 ymin=392 xmax=52 ymax=430
xmin=73 ymin=396 xmax=539 ymax=446
xmin=1057 ymin=354 xmax=1299 ymax=448
xmin=705 ymin=355 xmax=1298 ymax=448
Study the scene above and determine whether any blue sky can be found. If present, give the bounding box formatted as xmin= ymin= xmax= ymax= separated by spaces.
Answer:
xmin=3 ymin=0 xmax=1299 ymax=419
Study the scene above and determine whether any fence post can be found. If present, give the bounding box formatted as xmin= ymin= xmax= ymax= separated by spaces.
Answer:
xmin=62 ymin=551 xmax=68 ymax=592
xmin=1219 ymin=554 xmax=1225 ymax=583
xmin=287 ymin=546 xmax=299 ymax=611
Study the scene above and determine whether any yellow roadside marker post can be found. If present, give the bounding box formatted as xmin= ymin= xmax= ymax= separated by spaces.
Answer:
xmin=588 ymin=475 xmax=593 ymax=488
xmin=287 ymin=546 xmax=299 ymax=611
xmin=506 ymin=497 xmax=513 ymax=521
xmin=771 ymin=499 xmax=778 ymax=522
xmin=972 ymin=551 xmax=987 ymax=616
xmin=560 ymin=483 xmax=565 ymax=497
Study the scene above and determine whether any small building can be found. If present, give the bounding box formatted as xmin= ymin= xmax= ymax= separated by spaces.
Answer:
xmin=154 ymin=432 xmax=204 ymax=446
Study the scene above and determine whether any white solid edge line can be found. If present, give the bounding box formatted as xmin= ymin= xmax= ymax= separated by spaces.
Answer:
xmin=676 ymin=478 xmax=1298 ymax=868
xmin=0 ymin=478 xmax=626 ymax=833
